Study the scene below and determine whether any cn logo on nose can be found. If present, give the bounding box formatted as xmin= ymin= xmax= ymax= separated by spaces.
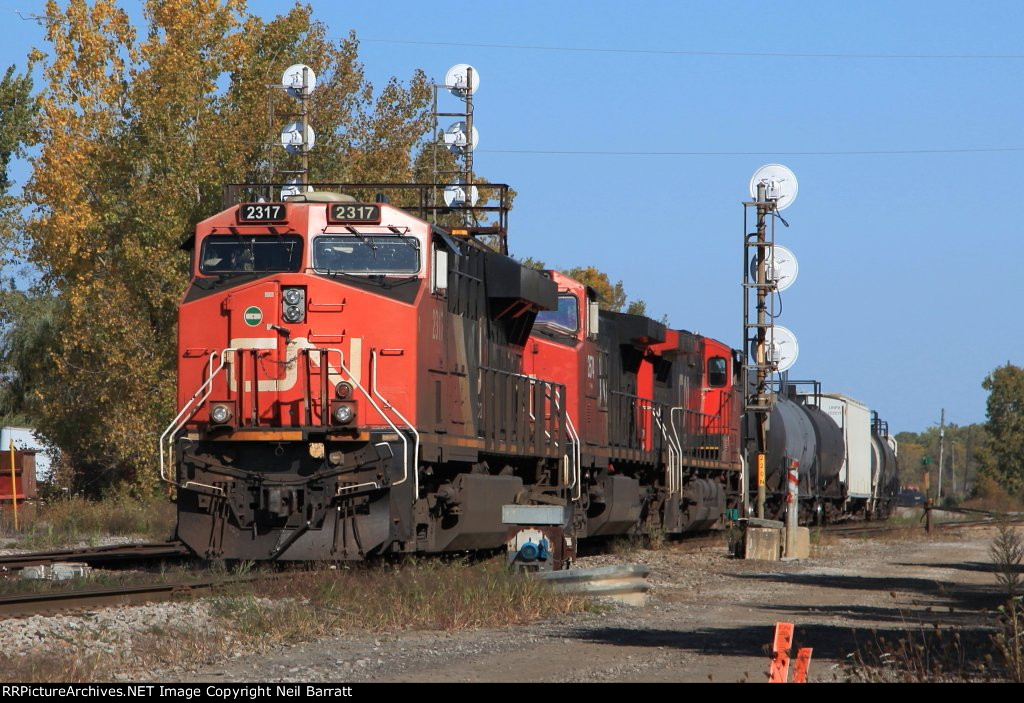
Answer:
xmin=244 ymin=306 xmax=263 ymax=326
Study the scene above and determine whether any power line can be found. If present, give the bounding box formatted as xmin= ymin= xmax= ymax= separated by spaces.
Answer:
xmin=480 ymin=146 xmax=1024 ymax=156
xmin=364 ymin=38 xmax=1024 ymax=61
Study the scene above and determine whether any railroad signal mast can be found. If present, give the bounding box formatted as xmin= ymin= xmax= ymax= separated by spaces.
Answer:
xmin=742 ymin=165 xmax=800 ymax=526
xmin=432 ymin=64 xmax=495 ymax=241
xmin=276 ymin=64 xmax=318 ymax=196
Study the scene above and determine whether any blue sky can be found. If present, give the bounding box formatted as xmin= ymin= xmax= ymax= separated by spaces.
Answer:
xmin=2 ymin=1 xmax=1021 ymax=433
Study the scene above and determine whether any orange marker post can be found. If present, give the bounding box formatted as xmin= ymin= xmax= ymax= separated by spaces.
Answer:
xmin=792 ymin=648 xmax=813 ymax=683
xmin=768 ymin=622 xmax=794 ymax=683
xmin=8 ymin=439 xmax=18 ymax=531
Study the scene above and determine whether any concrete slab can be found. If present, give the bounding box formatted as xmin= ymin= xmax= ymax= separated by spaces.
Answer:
xmin=744 ymin=527 xmax=782 ymax=561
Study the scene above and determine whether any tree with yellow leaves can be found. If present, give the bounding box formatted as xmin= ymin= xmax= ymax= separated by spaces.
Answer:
xmin=15 ymin=1 xmax=443 ymax=495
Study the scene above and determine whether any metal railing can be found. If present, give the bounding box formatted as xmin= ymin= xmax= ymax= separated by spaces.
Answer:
xmin=158 ymin=345 xmax=421 ymax=497
xmin=478 ymin=366 xmax=567 ymax=461
xmin=221 ymin=182 xmax=513 ymax=252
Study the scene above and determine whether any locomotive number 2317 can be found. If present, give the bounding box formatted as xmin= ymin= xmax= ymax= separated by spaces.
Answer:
xmin=237 ymin=203 xmax=287 ymax=223
xmin=328 ymin=203 xmax=381 ymax=224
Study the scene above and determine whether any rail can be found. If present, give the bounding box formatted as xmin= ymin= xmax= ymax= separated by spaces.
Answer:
xmin=0 ymin=572 xmax=294 ymax=619
xmin=0 ymin=542 xmax=190 ymax=571
xmin=672 ymin=401 xmax=738 ymax=463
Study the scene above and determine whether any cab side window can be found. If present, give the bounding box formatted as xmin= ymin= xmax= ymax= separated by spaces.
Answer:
xmin=707 ymin=356 xmax=728 ymax=388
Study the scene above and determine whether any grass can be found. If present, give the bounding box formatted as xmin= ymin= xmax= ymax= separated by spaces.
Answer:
xmin=0 ymin=496 xmax=176 ymax=550
xmin=214 ymin=558 xmax=588 ymax=640
xmin=845 ymin=616 xmax=991 ymax=682
xmin=0 ymin=557 xmax=589 ymax=682
xmin=846 ymin=522 xmax=1024 ymax=682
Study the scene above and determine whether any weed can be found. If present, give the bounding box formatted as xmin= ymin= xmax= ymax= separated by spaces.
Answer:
xmin=848 ymin=525 xmax=1024 ymax=682
xmin=846 ymin=616 xmax=986 ymax=682
xmin=989 ymin=522 xmax=1024 ymax=681
xmin=0 ymin=496 xmax=175 ymax=549
xmin=610 ymin=535 xmax=643 ymax=559
xmin=643 ymin=523 xmax=667 ymax=551
xmin=0 ymin=653 xmax=113 ymax=682
xmin=990 ymin=521 xmax=1024 ymax=598
xmin=992 ymin=597 xmax=1024 ymax=682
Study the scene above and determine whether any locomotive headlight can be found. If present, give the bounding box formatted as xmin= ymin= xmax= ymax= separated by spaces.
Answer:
xmin=335 ymin=382 xmax=352 ymax=399
xmin=332 ymin=402 xmax=356 ymax=425
xmin=281 ymin=287 xmax=305 ymax=323
xmin=210 ymin=403 xmax=232 ymax=425
xmin=283 ymin=304 xmax=304 ymax=323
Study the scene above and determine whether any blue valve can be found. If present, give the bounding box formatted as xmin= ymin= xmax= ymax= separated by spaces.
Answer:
xmin=519 ymin=540 xmax=539 ymax=561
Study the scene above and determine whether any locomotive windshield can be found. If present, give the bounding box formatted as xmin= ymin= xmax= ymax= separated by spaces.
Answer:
xmin=200 ymin=235 xmax=303 ymax=274
xmin=535 ymin=294 xmax=579 ymax=333
xmin=312 ymin=235 xmax=420 ymax=275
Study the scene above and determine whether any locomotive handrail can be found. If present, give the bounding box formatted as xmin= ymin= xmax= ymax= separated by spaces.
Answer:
xmin=527 ymin=381 xmax=579 ymax=499
xmin=159 ymin=350 xmax=230 ymax=492
xmin=670 ymin=407 xmax=686 ymax=493
xmin=551 ymin=387 xmax=582 ymax=501
xmin=305 ymin=347 xmax=384 ymax=497
xmin=369 ymin=349 xmax=419 ymax=498
xmin=646 ymin=404 xmax=681 ymax=495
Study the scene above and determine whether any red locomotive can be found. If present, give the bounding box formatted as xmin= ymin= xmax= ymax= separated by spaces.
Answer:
xmin=163 ymin=184 xmax=744 ymax=563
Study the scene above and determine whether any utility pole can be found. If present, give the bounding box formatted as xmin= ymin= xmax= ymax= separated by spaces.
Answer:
xmin=937 ymin=408 xmax=945 ymax=501
xmin=950 ymin=441 xmax=956 ymax=497
xmin=965 ymin=425 xmax=974 ymax=494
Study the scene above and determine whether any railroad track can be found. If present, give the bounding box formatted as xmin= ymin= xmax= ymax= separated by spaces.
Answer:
xmin=0 ymin=574 xmax=268 ymax=618
xmin=820 ymin=514 xmax=1024 ymax=536
xmin=0 ymin=541 xmax=191 ymax=572
xmin=0 ymin=515 xmax=1015 ymax=618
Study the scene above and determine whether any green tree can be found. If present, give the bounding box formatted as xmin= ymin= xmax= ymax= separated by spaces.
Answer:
xmin=13 ymin=0 xmax=446 ymax=495
xmin=562 ymin=265 xmax=651 ymax=316
xmin=515 ymin=256 xmax=546 ymax=271
xmin=0 ymin=65 xmax=35 ymax=254
xmin=895 ymin=422 xmax=988 ymax=496
xmin=980 ymin=363 xmax=1024 ymax=493
xmin=0 ymin=64 xmax=47 ymax=429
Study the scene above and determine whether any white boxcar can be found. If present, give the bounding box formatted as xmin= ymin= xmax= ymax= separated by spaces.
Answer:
xmin=809 ymin=394 xmax=872 ymax=501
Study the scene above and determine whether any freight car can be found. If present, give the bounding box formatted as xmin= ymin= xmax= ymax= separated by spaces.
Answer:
xmin=744 ymin=386 xmax=900 ymax=523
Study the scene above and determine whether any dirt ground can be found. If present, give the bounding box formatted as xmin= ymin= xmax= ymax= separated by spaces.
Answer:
xmin=169 ymin=526 xmax=1008 ymax=683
